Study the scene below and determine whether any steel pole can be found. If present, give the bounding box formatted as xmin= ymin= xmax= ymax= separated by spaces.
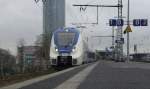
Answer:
xmin=97 ymin=6 xmax=99 ymax=24
xmin=112 ymin=26 xmax=115 ymax=60
xmin=112 ymin=26 xmax=115 ymax=47
xmin=127 ymin=0 xmax=130 ymax=62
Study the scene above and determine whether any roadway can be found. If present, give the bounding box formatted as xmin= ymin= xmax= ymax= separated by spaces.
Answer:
xmin=1 ymin=60 xmax=150 ymax=89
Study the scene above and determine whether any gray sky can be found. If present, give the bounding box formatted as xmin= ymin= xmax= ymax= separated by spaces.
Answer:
xmin=0 ymin=0 xmax=42 ymax=55
xmin=0 ymin=0 xmax=150 ymax=55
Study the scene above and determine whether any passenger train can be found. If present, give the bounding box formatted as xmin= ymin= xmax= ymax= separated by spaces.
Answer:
xmin=50 ymin=27 xmax=89 ymax=67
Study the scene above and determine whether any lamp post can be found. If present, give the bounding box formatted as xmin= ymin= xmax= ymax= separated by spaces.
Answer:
xmin=127 ymin=0 xmax=130 ymax=62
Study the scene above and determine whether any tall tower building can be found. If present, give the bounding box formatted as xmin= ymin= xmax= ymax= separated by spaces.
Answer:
xmin=42 ymin=0 xmax=65 ymax=61
xmin=43 ymin=0 xmax=65 ymax=34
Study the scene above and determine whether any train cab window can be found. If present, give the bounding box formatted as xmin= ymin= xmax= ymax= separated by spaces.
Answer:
xmin=57 ymin=32 xmax=76 ymax=47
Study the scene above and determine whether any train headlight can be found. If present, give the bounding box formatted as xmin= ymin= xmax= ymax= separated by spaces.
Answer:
xmin=72 ymin=47 xmax=76 ymax=52
xmin=55 ymin=47 xmax=58 ymax=52
xmin=72 ymin=49 xmax=75 ymax=52
xmin=55 ymin=48 xmax=58 ymax=52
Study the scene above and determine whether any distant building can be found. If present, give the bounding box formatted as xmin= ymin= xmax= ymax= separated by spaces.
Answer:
xmin=130 ymin=53 xmax=150 ymax=62
xmin=95 ymin=50 xmax=108 ymax=60
xmin=95 ymin=49 xmax=116 ymax=60
xmin=17 ymin=46 xmax=46 ymax=72
xmin=23 ymin=46 xmax=39 ymax=66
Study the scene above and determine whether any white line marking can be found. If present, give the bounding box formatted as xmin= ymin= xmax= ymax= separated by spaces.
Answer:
xmin=54 ymin=62 xmax=99 ymax=89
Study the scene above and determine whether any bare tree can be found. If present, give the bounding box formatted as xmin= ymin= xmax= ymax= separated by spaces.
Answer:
xmin=0 ymin=50 xmax=4 ymax=80
xmin=34 ymin=34 xmax=45 ymax=71
xmin=35 ymin=34 xmax=43 ymax=46
xmin=17 ymin=38 xmax=26 ymax=73
xmin=0 ymin=48 xmax=16 ymax=79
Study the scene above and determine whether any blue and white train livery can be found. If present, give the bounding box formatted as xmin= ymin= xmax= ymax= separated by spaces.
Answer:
xmin=50 ymin=27 xmax=87 ymax=66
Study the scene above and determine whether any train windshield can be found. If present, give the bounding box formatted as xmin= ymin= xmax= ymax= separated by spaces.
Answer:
xmin=57 ymin=32 xmax=76 ymax=47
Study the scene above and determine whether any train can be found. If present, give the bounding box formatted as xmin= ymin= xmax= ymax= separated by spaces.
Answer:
xmin=50 ymin=27 xmax=91 ymax=67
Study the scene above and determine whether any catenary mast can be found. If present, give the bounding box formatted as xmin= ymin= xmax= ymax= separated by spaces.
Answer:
xmin=73 ymin=0 xmax=124 ymax=61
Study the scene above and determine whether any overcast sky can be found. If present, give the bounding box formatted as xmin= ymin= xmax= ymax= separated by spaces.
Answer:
xmin=0 ymin=0 xmax=150 ymax=55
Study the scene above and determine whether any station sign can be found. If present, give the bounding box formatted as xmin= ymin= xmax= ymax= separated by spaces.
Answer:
xmin=133 ymin=19 xmax=148 ymax=26
xmin=115 ymin=38 xmax=124 ymax=44
xmin=133 ymin=19 xmax=140 ymax=26
xmin=117 ymin=19 xmax=124 ymax=26
xmin=109 ymin=19 xmax=124 ymax=26
xmin=109 ymin=19 xmax=116 ymax=26
xmin=141 ymin=19 xmax=148 ymax=26
xmin=124 ymin=25 xmax=132 ymax=34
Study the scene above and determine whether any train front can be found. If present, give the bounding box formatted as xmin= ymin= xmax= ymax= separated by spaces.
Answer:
xmin=50 ymin=28 xmax=81 ymax=67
